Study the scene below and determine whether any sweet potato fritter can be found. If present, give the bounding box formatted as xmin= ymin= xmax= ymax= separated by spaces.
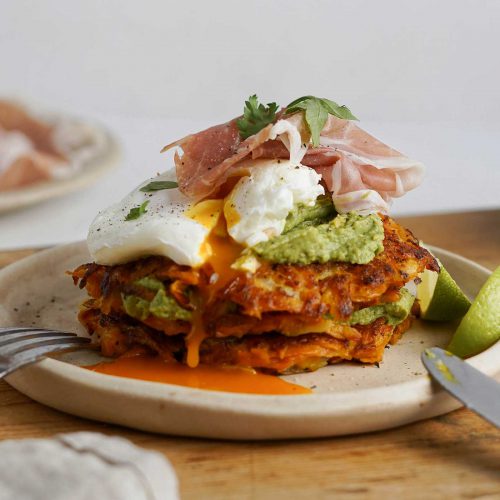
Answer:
xmin=222 ymin=216 xmax=438 ymax=320
xmin=71 ymin=215 xmax=437 ymax=373
xmin=78 ymin=305 xmax=414 ymax=374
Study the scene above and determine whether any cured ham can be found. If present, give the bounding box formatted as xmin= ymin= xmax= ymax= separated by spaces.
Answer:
xmin=0 ymin=99 xmax=110 ymax=192
xmin=0 ymin=100 xmax=67 ymax=191
xmin=164 ymin=110 xmax=424 ymax=213
xmin=0 ymin=127 xmax=66 ymax=191
xmin=310 ymin=116 xmax=424 ymax=213
xmin=161 ymin=119 xmax=241 ymax=198
xmin=162 ymin=117 xmax=306 ymax=200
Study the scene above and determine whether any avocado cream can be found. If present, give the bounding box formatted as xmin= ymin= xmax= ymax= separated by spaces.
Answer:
xmin=122 ymin=276 xmax=192 ymax=322
xmin=350 ymin=288 xmax=415 ymax=326
xmin=252 ymin=211 xmax=384 ymax=265
xmin=283 ymin=195 xmax=337 ymax=232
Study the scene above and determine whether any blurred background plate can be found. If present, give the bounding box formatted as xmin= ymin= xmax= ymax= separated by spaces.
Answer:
xmin=0 ymin=105 xmax=120 ymax=215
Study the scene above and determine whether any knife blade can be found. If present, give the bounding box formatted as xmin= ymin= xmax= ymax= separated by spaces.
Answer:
xmin=421 ymin=347 xmax=500 ymax=428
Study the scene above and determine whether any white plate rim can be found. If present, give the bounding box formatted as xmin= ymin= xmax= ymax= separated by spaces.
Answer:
xmin=1 ymin=242 xmax=498 ymax=438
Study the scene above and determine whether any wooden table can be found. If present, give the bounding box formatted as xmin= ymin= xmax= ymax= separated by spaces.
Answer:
xmin=1 ymin=210 xmax=499 ymax=499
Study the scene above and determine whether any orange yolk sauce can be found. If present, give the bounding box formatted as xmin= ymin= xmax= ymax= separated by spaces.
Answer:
xmin=183 ymin=198 xmax=245 ymax=368
xmin=86 ymin=355 xmax=311 ymax=395
xmin=87 ymin=194 xmax=312 ymax=396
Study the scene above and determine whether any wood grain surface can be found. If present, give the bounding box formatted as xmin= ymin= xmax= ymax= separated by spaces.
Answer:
xmin=1 ymin=209 xmax=499 ymax=499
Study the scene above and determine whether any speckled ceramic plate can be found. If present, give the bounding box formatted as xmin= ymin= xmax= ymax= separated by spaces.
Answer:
xmin=0 ymin=106 xmax=120 ymax=214
xmin=0 ymin=243 xmax=498 ymax=440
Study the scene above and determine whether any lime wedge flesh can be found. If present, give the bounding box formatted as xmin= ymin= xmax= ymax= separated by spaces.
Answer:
xmin=417 ymin=265 xmax=471 ymax=321
xmin=448 ymin=266 xmax=500 ymax=358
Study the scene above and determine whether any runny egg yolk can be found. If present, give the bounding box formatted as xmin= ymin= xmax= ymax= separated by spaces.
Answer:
xmin=87 ymin=354 xmax=311 ymax=395
xmin=184 ymin=199 xmax=224 ymax=231
xmin=184 ymin=199 xmax=244 ymax=367
xmin=223 ymin=198 xmax=241 ymax=230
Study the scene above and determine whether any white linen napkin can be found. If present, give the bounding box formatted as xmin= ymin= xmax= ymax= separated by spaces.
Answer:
xmin=0 ymin=432 xmax=179 ymax=500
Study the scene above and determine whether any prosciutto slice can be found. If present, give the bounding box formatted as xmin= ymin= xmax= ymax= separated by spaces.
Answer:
xmin=0 ymin=127 xmax=67 ymax=191
xmin=162 ymin=115 xmax=306 ymax=199
xmin=310 ymin=116 xmax=424 ymax=213
xmin=164 ymin=112 xmax=424 ymax=213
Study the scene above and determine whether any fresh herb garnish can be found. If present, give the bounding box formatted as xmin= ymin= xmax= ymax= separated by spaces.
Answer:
xmin=140 ymin=180 xmax=178 ymax=192
xmin=237 ymin=94 xmax=279 ymax=140
xmin=125 ymin=200 xmax=149 ymax=221
xmin=285 ymin=96 xmax=358 ymax=146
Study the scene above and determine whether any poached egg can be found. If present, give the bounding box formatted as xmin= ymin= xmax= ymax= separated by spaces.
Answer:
xmin=224 ymin=160 xmax=324 ymax=247
xmin=88 ymin=119 xmax=324 ymax=267
xmin=87 ymin=172 xmax=222 ymax=267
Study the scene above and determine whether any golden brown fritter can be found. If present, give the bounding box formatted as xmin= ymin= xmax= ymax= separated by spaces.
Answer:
xmin=221 ymin=216 xmax=438 ymax=320
xmin=78 ymin=305 xmax=414 ymax=374
xmin=71 ymin=215 xmax=437 ymax=373
xmin=72 ymin=216 xmax=437 ymax=324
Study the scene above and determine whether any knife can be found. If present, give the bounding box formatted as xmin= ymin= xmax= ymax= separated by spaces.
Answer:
xmin=421 ymin=347 xmax=500 ymax=428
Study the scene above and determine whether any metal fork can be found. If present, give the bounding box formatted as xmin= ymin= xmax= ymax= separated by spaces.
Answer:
xmin=0 ymin=327 xmax=91 ymax=378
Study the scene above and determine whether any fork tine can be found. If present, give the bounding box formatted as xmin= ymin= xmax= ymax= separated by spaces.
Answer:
xmin=2 ymin=339 xmax=92 ymax=378
xmin=0 ymin=329 xmax=79 ymax=348
xmin=1 ymin=336 xmax=90 ymax=356
xmin=0 ymin=327 xmax=37 ymax=334
xmin=0 ymin=327 xmax=76 ymax=336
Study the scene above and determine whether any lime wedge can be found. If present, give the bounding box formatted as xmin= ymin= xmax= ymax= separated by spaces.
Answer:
xmin=417 ymin=265 xmax=471 ymax=321
xmin=448 ymin=266 xmax=500 ymax=358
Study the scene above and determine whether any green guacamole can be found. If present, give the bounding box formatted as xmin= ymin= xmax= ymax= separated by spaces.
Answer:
xmin=252 ymin=211 xmax=384 ymax=265
xmin=122 ymin=276 xmax=192 ymax=322
xmin=283 ymin=195 xmax=337 ymax=232
xmin=349 ymin=288 xmax=415 ymax=326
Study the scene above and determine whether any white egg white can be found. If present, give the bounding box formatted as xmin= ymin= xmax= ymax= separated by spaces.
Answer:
xmin=88 ymin=120 xmax=326 ymax=265
xmin=87 ymin=172 xmax=210 ymax=267
xmin=224 ymin=160 xmax=324 ymax=247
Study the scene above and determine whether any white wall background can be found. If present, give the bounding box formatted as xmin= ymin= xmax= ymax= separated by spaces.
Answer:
xmin=0 ymin=0 xmax=499 ymax=248
xmin=3 ymin=0 xmax=500 ymax=123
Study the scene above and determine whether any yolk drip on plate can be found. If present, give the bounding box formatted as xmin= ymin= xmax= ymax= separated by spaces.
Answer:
xmin=86 ymin=355 xmax=311 ymax=395
xmin=184 ymin=199 xmax=244 ymax=368
xmin=87 ymin=197 xmax=311 ymax=395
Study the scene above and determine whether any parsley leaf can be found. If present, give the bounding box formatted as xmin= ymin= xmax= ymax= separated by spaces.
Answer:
xmin=140 ymin=180 xmax=178 ymax=192
xmin=237 ymin=95 xmax=279 ymax=140
xmin=305 ymin=98 xmax=328 ymax=148
xmin=318 ymin=98 xmax=358 ymax=121
xmin=125 ymin=200 xmax=149 ymax=221
xmin=285 ymin=96 xmax=358 ymax=146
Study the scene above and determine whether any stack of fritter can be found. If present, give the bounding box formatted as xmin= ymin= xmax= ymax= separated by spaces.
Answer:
xmin=72 ymin=215 xmax=438 ymax=374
